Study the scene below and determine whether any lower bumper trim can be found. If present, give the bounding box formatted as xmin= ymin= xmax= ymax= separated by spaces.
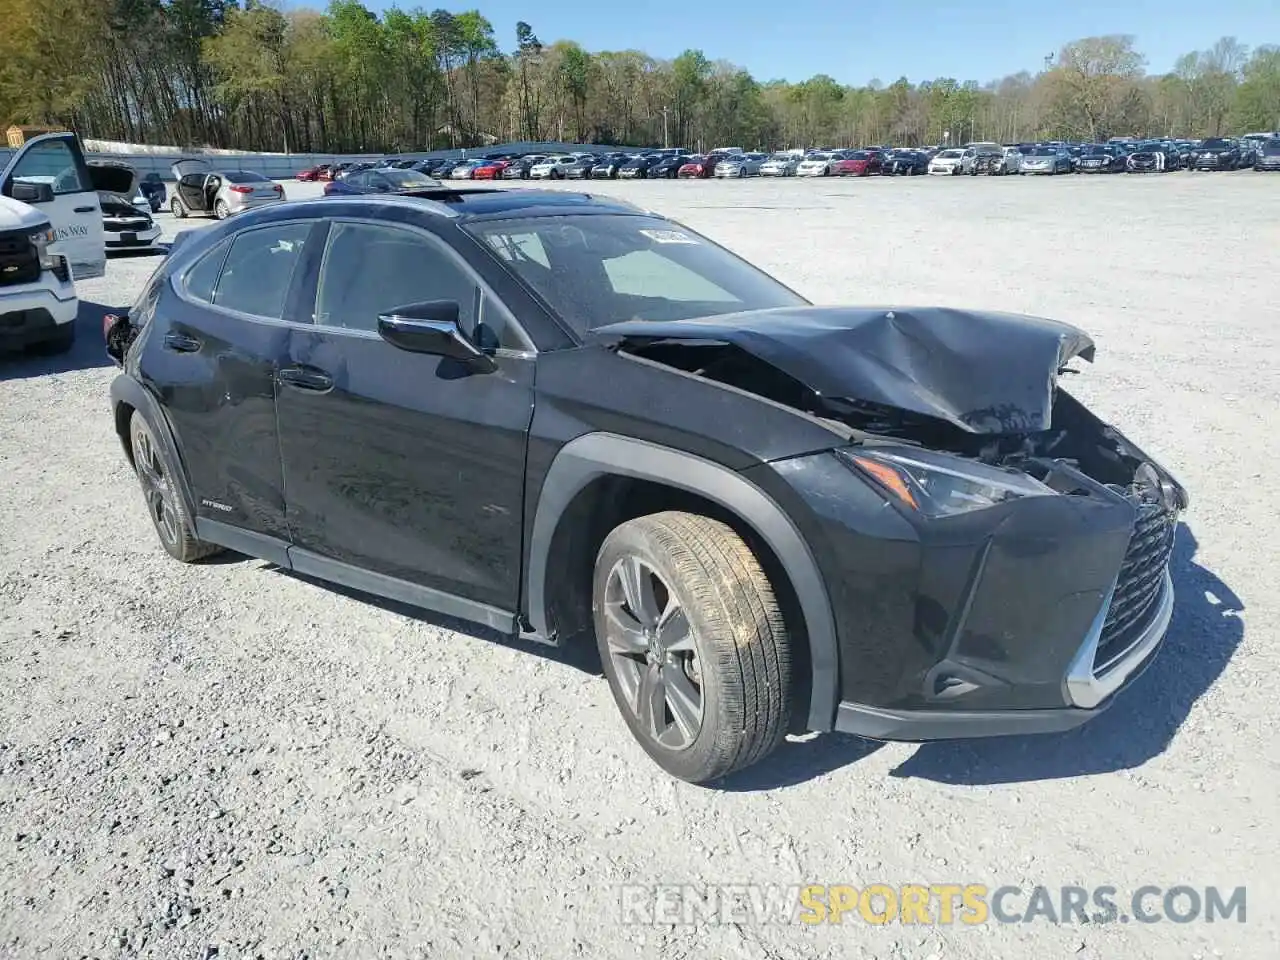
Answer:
xmin=835 ymin=702 xmax=1097 ymax=741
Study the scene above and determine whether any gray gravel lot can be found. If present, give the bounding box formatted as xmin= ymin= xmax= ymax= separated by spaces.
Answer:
xmin=2 ymin=173 xmax=1277 ymax=959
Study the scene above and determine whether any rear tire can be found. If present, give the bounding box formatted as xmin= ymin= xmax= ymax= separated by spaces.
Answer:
xmin=593 ymin=511 xmax=793 ymax=783
xmin=214 ymin=200 xmax=230 ymax=220
xmin=129 ymin=415 xmax=223 ymax=564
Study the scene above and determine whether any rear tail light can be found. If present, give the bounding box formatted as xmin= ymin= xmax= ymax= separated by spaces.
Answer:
xmin=229 ymin=185 xmax=254 ymax=194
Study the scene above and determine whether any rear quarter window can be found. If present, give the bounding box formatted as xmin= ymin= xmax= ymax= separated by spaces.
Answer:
xmin=182 ymin=238 xmax=232 ymax=304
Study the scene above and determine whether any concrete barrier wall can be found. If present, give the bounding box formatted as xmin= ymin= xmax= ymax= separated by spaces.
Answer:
xmin=1 ymin=139 xmax=638 ymax=182
xmin=1 ymin=148 xmax=387 ymax=181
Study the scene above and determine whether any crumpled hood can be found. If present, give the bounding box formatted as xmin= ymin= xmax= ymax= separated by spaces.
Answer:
xmin=0 ymin=194 xmax=51 ymax=232
xmin=594 ymin=306 xmax=1096 ymax=434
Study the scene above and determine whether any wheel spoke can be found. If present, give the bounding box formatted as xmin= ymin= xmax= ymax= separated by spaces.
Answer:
xmin=658 ymin=604 xmax=694 ymax=653
xmin=636 ymin=662 xmax=664 ymax=738
xmin=604 ymin=601 xmax=648 ymax=656
xmin=663 ymin=668 xmax=702 ymax=744
xmin=618 ymin=556 xmax=660 ymax=627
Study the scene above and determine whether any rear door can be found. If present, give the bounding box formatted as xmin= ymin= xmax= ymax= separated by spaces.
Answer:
xmin=150 ymin=218 xmax=319 ymax=546
xmin=0 ymin=132 xmax=105 ymax=280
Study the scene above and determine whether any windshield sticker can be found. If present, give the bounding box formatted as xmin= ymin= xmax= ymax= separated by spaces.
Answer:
xmin=640 ymin=229 xmax=699 ymax=245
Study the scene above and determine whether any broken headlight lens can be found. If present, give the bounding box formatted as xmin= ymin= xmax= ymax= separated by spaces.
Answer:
xmin=837 ymin=447 xmax=1055 ymax=518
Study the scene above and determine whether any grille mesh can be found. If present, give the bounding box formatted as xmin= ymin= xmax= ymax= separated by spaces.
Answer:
xmin=0 ymin=230 xmax=40 ymax=287
xmin=1094 ymin=500 xmax=1177 ymax=672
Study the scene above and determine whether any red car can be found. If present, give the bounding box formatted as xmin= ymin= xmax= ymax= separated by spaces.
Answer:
xmin=472 ymin=160 xmax=510 ymax=180
xmin=677 ymin=155 xmax=722 ymax=178
xmin=832 ymin=150 xmax=883 ymax=176
xmin=295 ymin=166 xmax=320 ymax=182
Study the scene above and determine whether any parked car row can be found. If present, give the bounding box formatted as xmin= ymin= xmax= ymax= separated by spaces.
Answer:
xmin=299 ymin=135 xmax=1279 ymax=189
xmin=927 ymin=137 xmax=1280 ymax=176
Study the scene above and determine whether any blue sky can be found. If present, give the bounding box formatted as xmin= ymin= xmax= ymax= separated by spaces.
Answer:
xmin=344 ymin=1 xmax=1278 ymax=85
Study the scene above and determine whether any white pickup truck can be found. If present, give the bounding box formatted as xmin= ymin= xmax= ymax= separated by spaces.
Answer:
xmin=0 ymin=132 xmax=105 ymax=353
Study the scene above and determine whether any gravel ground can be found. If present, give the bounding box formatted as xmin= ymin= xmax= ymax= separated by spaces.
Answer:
xmin=2 ymin=172 xmax=1277 ymax=960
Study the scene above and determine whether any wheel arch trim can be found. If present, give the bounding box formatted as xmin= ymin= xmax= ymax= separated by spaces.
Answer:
xmin=110 ymin=374 xmax=198 ymax=522
xmin=525 ymin=432 xmax=839 ymax=731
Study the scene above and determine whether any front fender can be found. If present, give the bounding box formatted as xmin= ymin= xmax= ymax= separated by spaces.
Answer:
xmin=524 ymin=432 xmax=841 ymax=731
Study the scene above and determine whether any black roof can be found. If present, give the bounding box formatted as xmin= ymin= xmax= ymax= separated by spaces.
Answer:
xmin=278 ymin=188 xmax=651 ymax=223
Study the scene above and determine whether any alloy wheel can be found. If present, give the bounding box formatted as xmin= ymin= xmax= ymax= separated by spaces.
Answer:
xmin=132 ymin=426 xmax=179 ymax=547
xmin=602 ymin=554 xmax=703 ymax=751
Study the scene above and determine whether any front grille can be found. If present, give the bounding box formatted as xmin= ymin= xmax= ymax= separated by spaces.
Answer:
xmin=1094 ymin=500 xmax=1177 ymax=672
xmin=0 ymin=229 xmax=41 ymax=287
xmin=105 ymin=220 xmax=150 ymax=233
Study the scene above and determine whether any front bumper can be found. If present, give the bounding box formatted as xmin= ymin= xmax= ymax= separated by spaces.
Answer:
xmin=0 ymin=279 xmax=78 ymax=349
xmin=105 ymin=223 xmax=162 ymax=248
xmin=762 ymin=439 xmax=1182 ymax=739
xmin=837 ymin=571 xmax=1173 ymax=738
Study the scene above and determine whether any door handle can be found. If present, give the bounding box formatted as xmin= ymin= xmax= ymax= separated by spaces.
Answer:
xmin=74 ymin=205 xmax=96 ymax=213
xmin=278 ymin=365 xmax=334 ymax=392
xmin=163 ymin=331 xmax=202 ymax=353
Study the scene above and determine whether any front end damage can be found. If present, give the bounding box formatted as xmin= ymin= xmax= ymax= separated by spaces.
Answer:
xmin=596 ymin=307 xmax=1188 ymax=737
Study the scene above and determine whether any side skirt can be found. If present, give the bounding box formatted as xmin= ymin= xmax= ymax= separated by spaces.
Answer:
xmin=194 ymin=518 xmax=518 ymax=636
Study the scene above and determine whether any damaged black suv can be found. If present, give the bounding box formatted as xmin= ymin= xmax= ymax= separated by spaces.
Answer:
xmin=105 ymin=189 xmax=1188 ymax=783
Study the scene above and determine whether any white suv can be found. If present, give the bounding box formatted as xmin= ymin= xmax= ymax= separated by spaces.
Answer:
xmin=1 ymin=132 xmax=105 ymax=354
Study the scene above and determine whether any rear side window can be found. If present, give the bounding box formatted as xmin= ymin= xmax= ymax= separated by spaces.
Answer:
xmin=183 ymin=238 xmax=231 ymax=304
xmin=211 ymin=223 xmax=312 ymax=319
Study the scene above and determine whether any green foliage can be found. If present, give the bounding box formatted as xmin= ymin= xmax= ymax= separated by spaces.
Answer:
xmin=0 ymin=5 xmax=1273 ymax=152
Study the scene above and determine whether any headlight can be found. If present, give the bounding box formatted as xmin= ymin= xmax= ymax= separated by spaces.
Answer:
xmin=835 ymin=447 xmax=1055 ymax=518
xmin=29 ymin=228 xmax=56 ymax=269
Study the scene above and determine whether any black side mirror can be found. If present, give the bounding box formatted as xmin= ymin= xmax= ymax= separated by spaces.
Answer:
xmin=10 ymin=181 xmax=54 ymax=204
xmin=377 ymin=301 xmax=497 ymax=372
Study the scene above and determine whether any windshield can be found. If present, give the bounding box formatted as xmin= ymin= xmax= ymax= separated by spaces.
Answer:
xmin=381 ymin=170 xmax=437 ymax=188
xmin=767 ymin=154 xmax=792 ymax=162
xmin=937 ymin=150 xmax=961 ymax=159
xmin=465 ymin=214 xmax=809 ymax=337
xmin=1030 ymin=147 xmax=1057 ymax=156
xmin=806 ymin=153 xmax=831 ymax=161
xmin=1200 ymin=139 xmax=1230 ymax=149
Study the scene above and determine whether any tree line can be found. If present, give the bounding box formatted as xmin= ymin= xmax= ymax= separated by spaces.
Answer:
xmin=0 ymin=0 xmax=1277 ymax=154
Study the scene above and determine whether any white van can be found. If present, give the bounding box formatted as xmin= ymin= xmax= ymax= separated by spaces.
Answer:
xmin=0 ymin=132 xmax=105 ymax=353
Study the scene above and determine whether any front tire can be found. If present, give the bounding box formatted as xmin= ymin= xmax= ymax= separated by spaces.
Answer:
xmin=129 ymin=415 xmax=223 ymax=564
xmin=31 ymin=323 xmax=75 ymax=355
xmin=593 ymin=511 xmax=793 ymax=784
xmin=171 ymin=197 xmax=187 ymax=219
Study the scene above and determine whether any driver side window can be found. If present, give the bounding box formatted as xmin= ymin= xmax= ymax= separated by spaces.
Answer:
xmin=313 ymin=221 xmax=531 ymax=351
xmin=8 ymin=139 xmax=89 ymax=195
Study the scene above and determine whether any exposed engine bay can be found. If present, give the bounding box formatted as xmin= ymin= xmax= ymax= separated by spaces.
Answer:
xmin=598 ymin=306 xmax=1188 ymax=513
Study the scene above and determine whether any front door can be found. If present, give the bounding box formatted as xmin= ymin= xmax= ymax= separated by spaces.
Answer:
xmin=0 ymin=132 xmax=104 ymax=280
xmin=275 ymin=218 xmax=535 ymax=615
